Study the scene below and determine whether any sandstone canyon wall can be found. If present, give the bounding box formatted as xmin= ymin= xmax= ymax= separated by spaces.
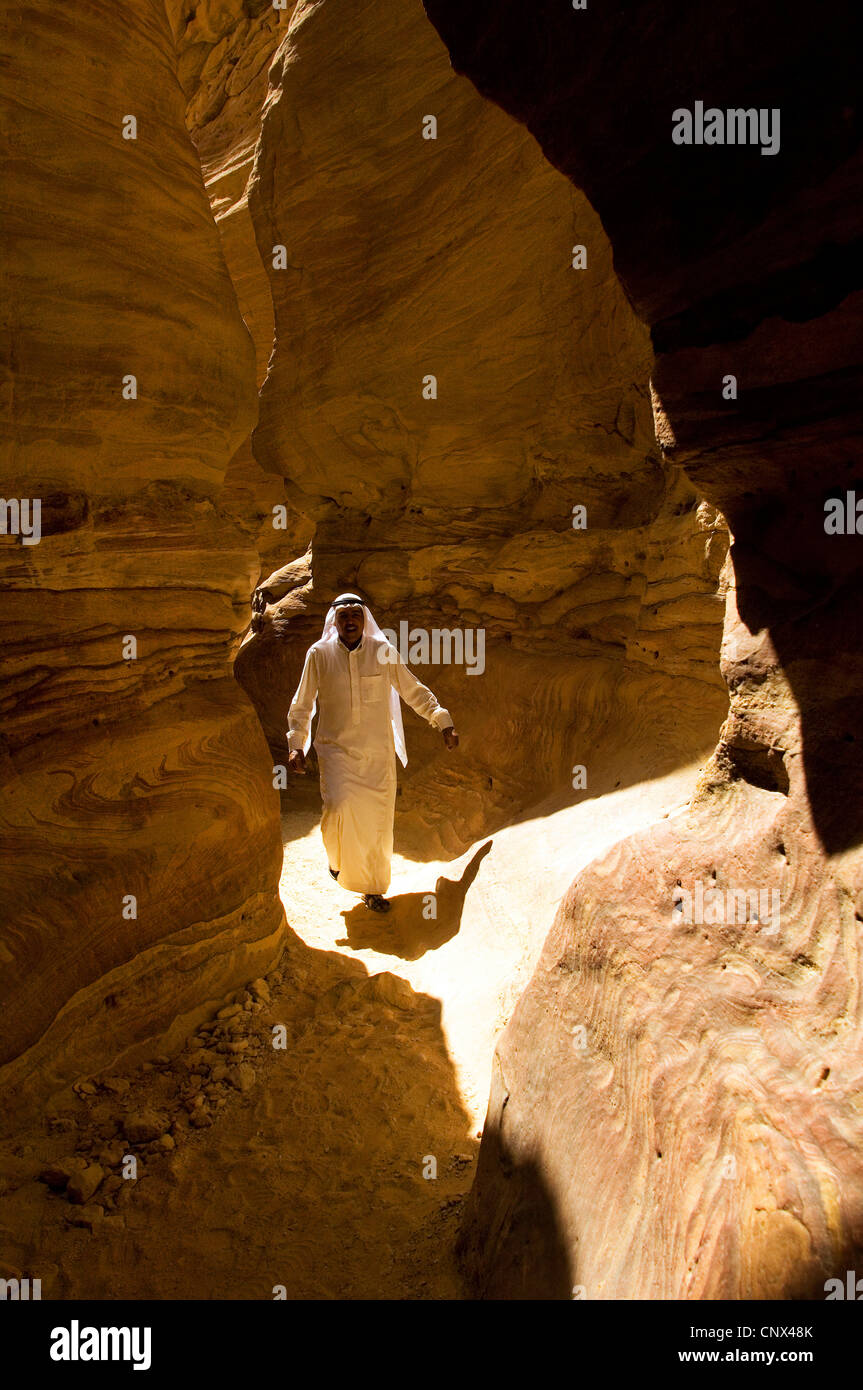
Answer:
xmin=166 ymin=0 xmax=308 ymax=577
xmin=231 ymin=0 xmax=729 ymax=859
xmin=0 ymin=0 xmax=286 ymax=1124
xmin=423 ymin=0 xmax=863 ymax=1297
xmin=3 ymin=0 xmax=830 ymax=1306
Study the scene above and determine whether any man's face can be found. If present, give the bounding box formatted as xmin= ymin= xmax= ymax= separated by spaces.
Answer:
xmin=335 ymin=604 xmax=364 ymax=648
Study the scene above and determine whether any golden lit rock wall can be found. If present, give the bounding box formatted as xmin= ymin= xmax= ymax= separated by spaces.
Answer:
xmin=0 ymin=0 xmax=286 ymax=1122
xmin=237 ymin=0 xmax=727 ymax=854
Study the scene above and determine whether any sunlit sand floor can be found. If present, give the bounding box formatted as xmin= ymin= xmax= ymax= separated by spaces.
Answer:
xmin=280 ymin=760 xmax=703 ymax=1135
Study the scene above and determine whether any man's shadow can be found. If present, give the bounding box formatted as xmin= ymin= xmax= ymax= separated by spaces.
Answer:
xmin=336 ymin=841 xmax=492 ymax=960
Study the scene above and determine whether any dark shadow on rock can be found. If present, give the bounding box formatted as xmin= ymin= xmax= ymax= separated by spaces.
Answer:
xmin=775 ymin=1234 xmax=863 ymax=1302
xmin=419 ymin=3 xmax=863 ymax=863
xmin=336 ymin=840 xmax=493 ymax=960
xmin=457 ymin=1117 xmax=574 ymax=1300
xmin=729 ymin=524 xmax=863 ymax=855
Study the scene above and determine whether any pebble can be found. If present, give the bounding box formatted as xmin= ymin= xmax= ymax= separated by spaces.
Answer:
xmin=217 ymin=1004 xmax=243 ymax=1022
xmin=370 ymin=973 xmax=415 ymax=1010
xmin=38 ymin=1157 xmax=87 ymax=1190
xmin=46 ymin=1115 xmax=76 ymax=1134
xmin=123 ymin=1111 xmax=165 ymax=1144
xmin=67 ymin=1163 xmax=105 ymax=1205
xmin=97 ymin=1143 xmax=126 ymax=1168
xmin=100 ymin=1077 xmax=129 ymax=1096
xmin=67 ymin=1204 xmax=104 ymax=1230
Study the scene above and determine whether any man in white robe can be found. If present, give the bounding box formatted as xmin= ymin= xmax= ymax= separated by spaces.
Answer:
xmin=287 ymin=594 xmax=459 ymax=912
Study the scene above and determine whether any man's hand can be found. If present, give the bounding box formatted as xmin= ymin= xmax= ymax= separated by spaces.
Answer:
xmin=288 ymin=749 xmax=306 ymax=774
xmin=442 ymin=727 xmax=459 ymax=751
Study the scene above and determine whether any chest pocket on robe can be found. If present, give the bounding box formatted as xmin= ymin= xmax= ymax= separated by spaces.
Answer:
xmin=361 ymin=674 xmax=385 ymax=704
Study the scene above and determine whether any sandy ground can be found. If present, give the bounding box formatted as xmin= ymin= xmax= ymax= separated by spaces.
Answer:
xmin=0 ymin=760 xmax=703 ymax=1300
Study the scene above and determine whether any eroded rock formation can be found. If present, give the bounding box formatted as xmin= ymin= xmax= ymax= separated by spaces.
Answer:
xmin=167 ymin=0 xmax=306 ymax=575
xmin=0 ymin=0 xmax=285 ymax=1122
xmin=234 ymin=0 xmax=728 ymax=858
xmin=423 ymin=0 xmax=863 ymax=1297
xmin=4 ymin=0 xmax=844 ymax=1307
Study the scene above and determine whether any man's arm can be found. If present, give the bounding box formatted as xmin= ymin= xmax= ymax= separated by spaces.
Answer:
xmin=287 ymin=648 xmax=318 ymax=771
xmin=389 ymin=651 xmax=459 ymax=749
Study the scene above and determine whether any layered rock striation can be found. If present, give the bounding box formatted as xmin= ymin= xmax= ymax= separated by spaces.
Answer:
xmin=167 ymin=0 xmax=306 ymax=575
xmin=236 ymin=0 xmax=728 ymax=856
xmin=424 ymin=0 xmax=863 ymax=1297
xmin=0 ymin=0 xmax=285 ymax=1122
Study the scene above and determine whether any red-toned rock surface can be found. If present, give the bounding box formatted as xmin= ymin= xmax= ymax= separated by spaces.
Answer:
xmin=424 ymin=0 xmax=863 ymax=1297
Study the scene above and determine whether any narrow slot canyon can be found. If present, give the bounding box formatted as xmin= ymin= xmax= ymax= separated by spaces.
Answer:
xmin=1 ymin=0 xmax=861 ymax=1311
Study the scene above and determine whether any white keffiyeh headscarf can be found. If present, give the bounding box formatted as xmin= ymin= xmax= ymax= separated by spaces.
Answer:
xmin=316 ymin=593 xmax=407 ymax=766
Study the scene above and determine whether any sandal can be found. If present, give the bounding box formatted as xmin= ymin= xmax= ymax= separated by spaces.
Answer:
xmin=363 ymin=894 xmax=391 ymax=913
